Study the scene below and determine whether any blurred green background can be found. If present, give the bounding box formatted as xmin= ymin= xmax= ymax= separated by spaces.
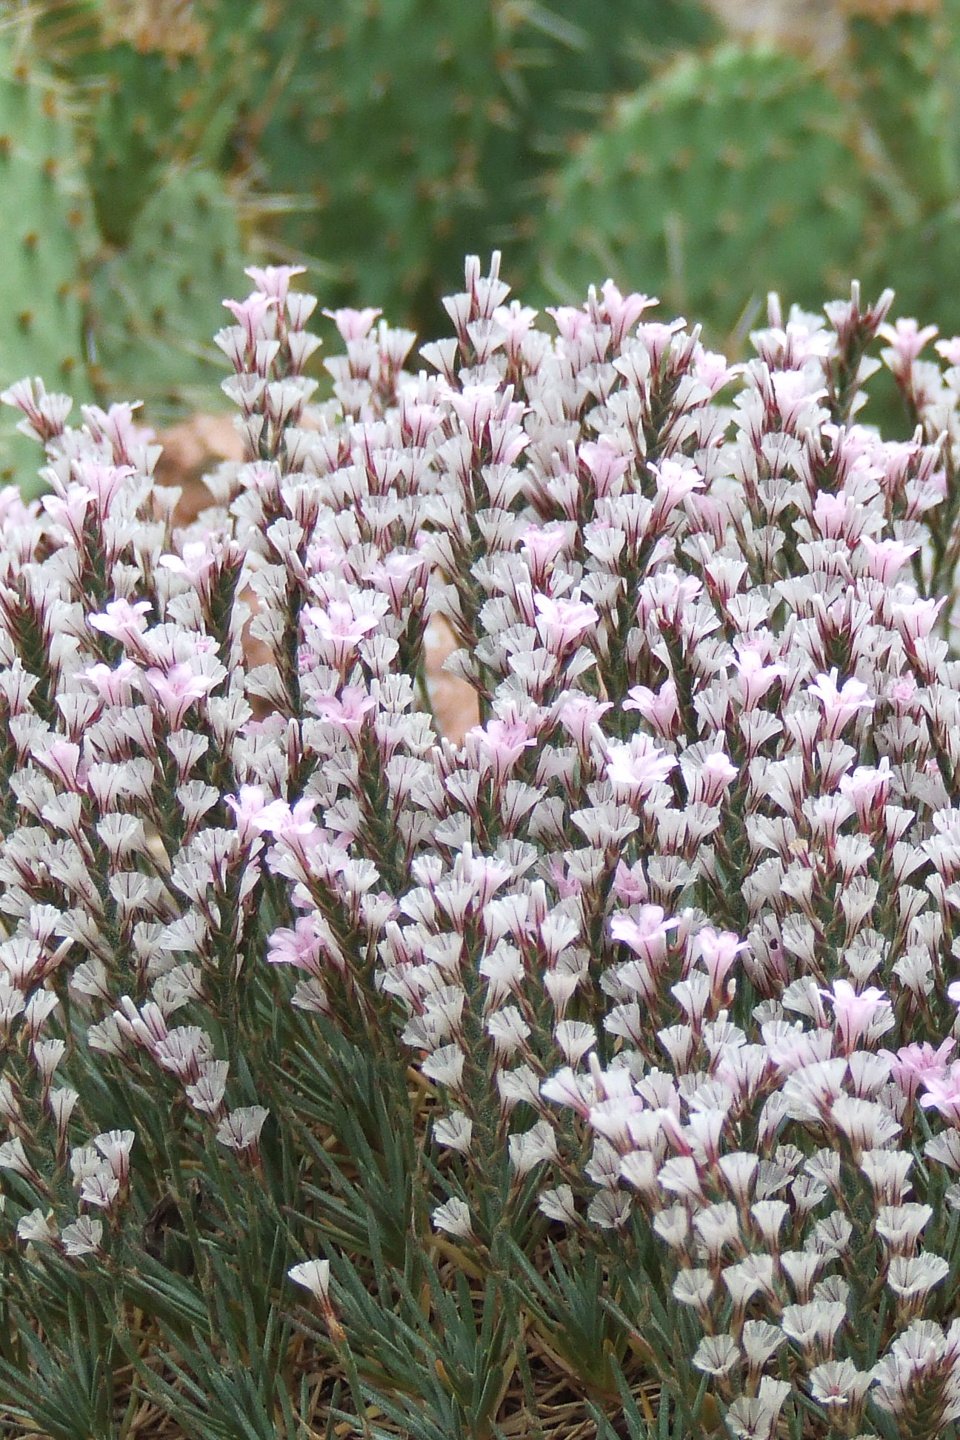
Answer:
xmin=2 ymin=0 xmax=959 ymax=481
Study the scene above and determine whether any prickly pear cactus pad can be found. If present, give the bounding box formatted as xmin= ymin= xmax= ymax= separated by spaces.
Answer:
xmin=88 ymin=167 xmax=247 ymax=408
xmin=0 ymin=32 xmax=94 ymax=489
xmin=249 ymin=0 xmax=545 ymax=329
xmin=31 ymin=0 xmax=267 ymax=247
xmin=249 ymin=0 xmax=719 ymax=333
xmin=539 ymin=44 xmax=870 ymax=343
xmin=841 ymin=0 xmax=960 ymax=213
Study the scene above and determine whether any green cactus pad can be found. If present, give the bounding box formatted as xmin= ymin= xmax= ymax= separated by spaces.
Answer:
xmin=868 ymin=201 xmax=960 ymax=339
xmin=0 ymin=30 xmax=94 ymax=488
xmin=33 ymin=0 xmax=267 ymax=247
xmin=249 ymin=2 xmax=536 ymax=326
xmin=247 ymin=0 xmax=718 ymax=332
xmin=88 ymin=167 xmax=246 ymax=410
xmin=843 ymin=1 xmax=960 ymax=216
xmin=538 ymin=44 xmax=871 ymax=344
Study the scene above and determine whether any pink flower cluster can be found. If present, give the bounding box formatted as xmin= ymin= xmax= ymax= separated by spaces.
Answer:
xmin=6 ymin=258 xmax=960 ymax=1434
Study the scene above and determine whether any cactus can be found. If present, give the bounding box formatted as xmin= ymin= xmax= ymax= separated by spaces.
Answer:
xmin=246 ymin=1 xmax=564 ymax=328
xmin=537 ymin=2 xmax=960 ymax=353
xmin=20 ymin=0 xmax=721 ymax=354
xmin=31 ymin=0 xmax=268 ymax=247
xmin=87 ymin=167 xmax=247 ymax=406
xmin=538 ymin=45 xmax=870 ymax=341
xmin=244 ymin=0 xmax=720 ymax=331
xmin=0 ymin=26 xmax=95 ymax=487
xmin=841 ymin=0 xmax=960 ymax=214
xmin=19 ymin=0 xmax=960 ymax=435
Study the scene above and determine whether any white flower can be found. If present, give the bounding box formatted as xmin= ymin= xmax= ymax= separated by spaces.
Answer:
xmin=538 ymin=1186 xmax=577 ymax=1224
xmin=780 ymin=1299 xmax=846 ymax=1351
xmin=507 ymin=1120 xmax=557 ymax=1177
xmin=92 ymin=1129 xmax=135 ymax=1183
xmin=807 ymin=1358 xmax=871 ymax=1407
xmin=485 ymin=1008 xmax=530 ymax=1061
xmin=216 ymin=1105 xmax=270 ymax=1152
xmin=431 ymin=1198 xmax=474 ymax=1239
xmin=722 ymin=1254 xmax=776 ymax=1306
xmin=887 ymin=1253 xmax=950 ymax=1301
xmin=433 ymin=1111 xmax=473 ymax=1155
xmin=80 ymin=1170 xmax=120 ymax=1209
xmin=672 ymin=1268 xmax=714 ymax=1310
xmin=420 ymin=1044 xmax=466 ymax=1091
xmin=16 ymin=1208 xmax=57 ymax=1245
xmin=741 ymin=1320 xmax=785 ymax=1367
xmin=288 ymin=1259 xmax=331 ymax=1303
xmin=0 ymin=1138 xmax=35 ymax=1180
xmin=61 ymin=1216 xmax=103 ymax=1258
xmin=692 ymin=1333 xmax=739 ymax=1376
xmin=552 ymin=1019 xmax=596 ymax=1066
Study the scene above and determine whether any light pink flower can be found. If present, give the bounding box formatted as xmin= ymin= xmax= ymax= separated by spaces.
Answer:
xmin=892 ymin=594 xmax=946 ymax=643
xmin=919 ymin=1061 xmax=960 ymax=1124
xmin=547 ymin=305 xmax=593 ymax=342
xmin=650 ymin=459 xmax=703 ymax=517
xmin=606 ymin=737 xmax=677 ymax=795
xmin=310 ymin=687 xmax=377 ymax=742
xmin=889 ymin=673 xmax=918 ymax=710
xmin=42 ymin=486 xmax=92 ymax=542
xmin=87 ymin=598 xmax=152 ymax=649
xmin=936 ymin=335 xmax=960 ymax=366
xmin=623 ymin=679 xmax=679 ymax=735
xmin=547 ymin=857 xmax=582 ymax=899
xmin=533 ymin=592 xmax=599 ymax=654
xmin=635 ymin=319 xmax=685 ymax=367
xmin=305 ymin=599 xmax=386 ymax=670
xmin=250 ymin=797 xmax=319 ymax=842
xmin=610 ymin=906 xmax=679 ymax=960
xmin=141 ymin=664 xmax=218 ymax=728
xmin=732 ymin=646 xmax=787 ymax=710
xmin=556 ymin=694 xmax=612 ymax=750
xmin=447 ymin=383 xmax=501 ymax=439
xmin=884 ymin=1040 xmax=955 ymax=1104
xmin=839 ymin=757 xmax=891 ymax=829
xmin=636 ymin=569 xmax=702 ymax=627
xmin=770 ymin=369 xmax=826 ymax=427
xmin=598 ymin=279 xmax=657 ymax=345
xmin=693 ymin=348 xmax=736 ymax=395
xmin=224 ymin=786 xmax=276 ymax=847
xmin=806 ymin=669 xmax=873 ymax=739
xmin=820 ymin=978 xmax=891 ymax=1053
xmin=611 ymin=860 xmax=647 ymax=906
xmin=245 ymin=264 xmax=305 ymax=306
xmin=32 ymin=740 xmax=86 ymax=791
xmin=222 ymin=292 xmax=276 ymax=349
xmin=323 ymin=306 xmax=381 ymax=341
xmin=580 ymin=441 xmax=631 ymax=497
xmin=688 ymin=749 xmax=737 ymax=807
xmin=492 ymin=300 xmax=538 ymax=356
xmin=859 ymin=536 xmax=918 ymax=584
xmin=365 ymin=552 xmax=428 ymax=609
xmin=465 ymin=717 xmax=537 ymax=786
xmin=158 ymin=539 xmax=221 ymax=591
xmin=697 ymin=929 xmax=747 ymax=993
xmin=81 ymin=659 xmax=139 ymax=706
xmin=266 ymin=917 xmax=326 ymax=976
xmin=879 ymin=316 xmax=938 ymax=366
xmin=74 ymin=461 xmax=135 ymax=512
xmin=811 ymin=491 xmax=855 ymax=541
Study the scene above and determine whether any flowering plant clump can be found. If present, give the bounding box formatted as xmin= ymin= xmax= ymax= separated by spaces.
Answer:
xmin=6 ymin=258 xmax=960 ymax=1439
